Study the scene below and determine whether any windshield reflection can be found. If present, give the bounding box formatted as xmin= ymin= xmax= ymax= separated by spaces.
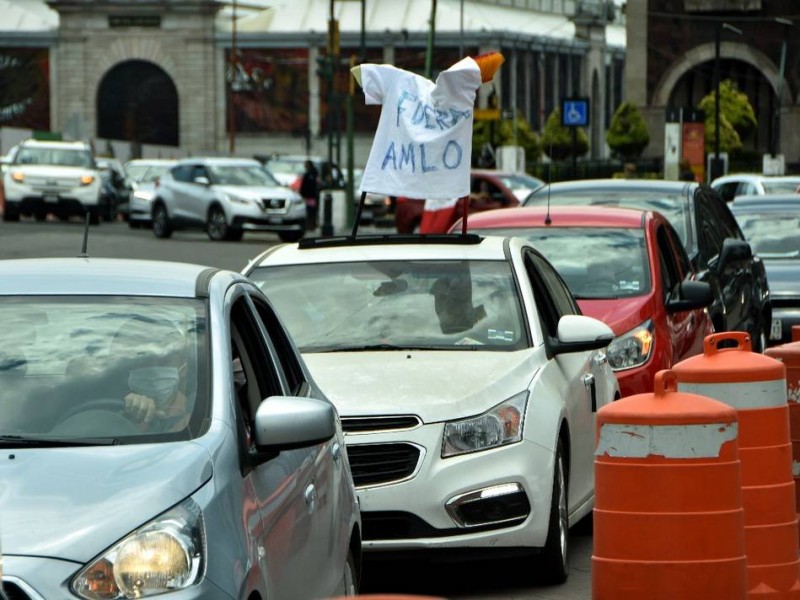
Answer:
xmin=0 ymin=297 xmax=208 ymax=443
xmin=250 ymin=260 xmax=528 ymax=352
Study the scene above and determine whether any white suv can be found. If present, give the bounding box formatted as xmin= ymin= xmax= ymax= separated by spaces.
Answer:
xmin=152 ymin=157 xmax=307 ymax=242
xmin=2 ymin=139 xmax=102 ymax=224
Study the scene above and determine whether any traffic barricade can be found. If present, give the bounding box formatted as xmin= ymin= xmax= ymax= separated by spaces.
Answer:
xmin=593 ymin=370 xmax=746 ymax=600
xmin=765 ymin=339 xmax=800 ymax=545
xmin=673 ymin=332 xmax=800 ymax=598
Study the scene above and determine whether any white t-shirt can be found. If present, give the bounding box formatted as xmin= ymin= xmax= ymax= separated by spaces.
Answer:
xmin=358 ymin=57 xmax=482 ymax=200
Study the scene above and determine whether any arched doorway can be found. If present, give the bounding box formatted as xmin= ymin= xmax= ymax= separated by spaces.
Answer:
xmin=96 ymin=60 xmax=179 ymax=146
xmin=667 ymin=58 xmax=776 ymax=154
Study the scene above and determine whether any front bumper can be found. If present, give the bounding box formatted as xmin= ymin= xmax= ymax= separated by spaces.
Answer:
xmin=347 ymin=422 xmax=555 ymax=552
xmin=3 ymin=555 xmax=234 ymax=599
xmin=230 ymin=201 xmax=306 ymax=232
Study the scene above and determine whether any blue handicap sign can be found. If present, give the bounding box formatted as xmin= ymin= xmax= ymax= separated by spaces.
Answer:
xmin=562 ymin=98 xmax=589 ymax=127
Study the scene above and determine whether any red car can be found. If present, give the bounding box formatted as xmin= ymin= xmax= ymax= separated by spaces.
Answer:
xmin=394 ymin=169 xmax=545 ymax=234
xmin=454 ymin=206 xmax=714 ymax=397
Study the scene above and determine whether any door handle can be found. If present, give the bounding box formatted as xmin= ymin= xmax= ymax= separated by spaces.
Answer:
xmin=305 ymin=483 xmax=317 ymax=513
xmin=582 ymin=373 xmax=595 ymax=387
xmin=331 ymin=442 xmax=341 ymax=462
xmin=583 ymin=373 xmax=597 ymax=412
xmin=593 ymin=353 xmax=607 ymax=366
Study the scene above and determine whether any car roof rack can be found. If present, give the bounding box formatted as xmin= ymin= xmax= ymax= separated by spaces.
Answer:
xmin=298 ymin=233 xmax=483 ymax=249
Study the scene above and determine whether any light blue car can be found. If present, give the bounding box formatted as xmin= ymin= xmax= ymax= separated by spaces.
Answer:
xmin=0 ymin=258 xmax=361 ymax=599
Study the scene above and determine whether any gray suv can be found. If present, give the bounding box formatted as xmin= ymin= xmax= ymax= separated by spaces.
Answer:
xmin=152 ymin=157 xmax=306 ymax=242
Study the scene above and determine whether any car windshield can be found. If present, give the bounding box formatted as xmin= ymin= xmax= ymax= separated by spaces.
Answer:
xmin=15 ymin=147 xmax=94 ymax=168
xmin=0 ymin=297 xmax=209 ymax=443
xmin=127 ymin=163 xmax=172 ymax=184
xmin=472 ymin=228 xmax=650 ymax=298
xmin=249 ymin=260 xmax=528 ymax=352
xmin=265 ymin=159 xmax=304 ymax=176
xmin=524 ymin=190 xmax=690 ymax=246
xmin=733 ymin=212 xmax=800 ymax=258
xmin=762 ymin=180 xmax=800 ymax=194
xmin=209 ymin=164 xmax=281 ymax=187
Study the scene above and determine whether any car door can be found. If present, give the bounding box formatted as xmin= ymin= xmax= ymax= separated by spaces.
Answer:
xmin=693 ymin=191 xmax=728 ymax=333
xmin=524 ymin=249 xmax=600 ymax=509
xmin=247 ymin=291 xmax=348 ymax=597
xmin=656 ymin=221 xmax=704 ymax=363
xmin=228 ymin=291 xmax=321 ymax=599
xmin=180 ymin=164 xmax=214 ymax=224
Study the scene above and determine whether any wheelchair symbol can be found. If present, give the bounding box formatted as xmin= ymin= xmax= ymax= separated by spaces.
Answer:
xmin=563 ymin=100 xmax=588 ymax=126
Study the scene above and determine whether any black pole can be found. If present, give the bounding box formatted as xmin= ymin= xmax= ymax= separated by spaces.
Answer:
xmin=351 ymin=191 xmax=367 ymax=238
xmin=713 ymin=23 xmax=721 ymax=173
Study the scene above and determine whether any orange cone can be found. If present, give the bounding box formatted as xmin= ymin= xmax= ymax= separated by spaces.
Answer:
xmin=765 ymin=341 xmax=800 ymax=545
xmin=673 ymin=332 xmax=800 ymax=598
xmin=593 ymin=370 xmax=746 ymax=599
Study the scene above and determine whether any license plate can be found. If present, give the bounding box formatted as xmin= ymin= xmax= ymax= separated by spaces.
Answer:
xmin=771 ymin=318 xmax=783 ymax=340
xmin=44 ymin=194 xmax=58 ymax=203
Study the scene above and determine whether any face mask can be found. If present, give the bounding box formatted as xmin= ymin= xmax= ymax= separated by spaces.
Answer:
xmin=128 ymin=366 xmax=181 ymax=407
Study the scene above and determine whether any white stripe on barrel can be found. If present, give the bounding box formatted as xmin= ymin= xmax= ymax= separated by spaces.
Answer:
xmin=596 ymin=422 xmax=739 ymax=459
xmin=677 ymin=379 xmax=787 ymax=410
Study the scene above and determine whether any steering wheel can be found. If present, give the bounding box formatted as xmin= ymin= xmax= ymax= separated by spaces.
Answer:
xmin=58 ymin=397 xmax=127 ymax=423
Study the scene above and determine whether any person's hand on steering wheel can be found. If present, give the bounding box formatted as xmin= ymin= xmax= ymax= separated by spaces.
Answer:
xmin=124 ymin=393 xmax=164 ymax=425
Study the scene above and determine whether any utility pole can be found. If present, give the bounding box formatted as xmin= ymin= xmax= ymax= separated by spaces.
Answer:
xmin=711 ymin=22 xmax=741 ymax=182
xmin=424 ymin=0 xmax=437 ymax=79
xmin=228 ymin=0 xmax=237 ymax=155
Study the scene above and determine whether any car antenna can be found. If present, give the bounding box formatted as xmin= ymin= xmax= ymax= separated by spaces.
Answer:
xmin=350 ymin=190 xmax=367 ymax=238
xmin=79 ymin=211 xmax=90 ymax=257
xmin=544 ymin=139 xmax=553 ymax=225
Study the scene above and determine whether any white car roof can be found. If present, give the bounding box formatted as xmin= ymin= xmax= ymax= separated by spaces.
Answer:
xmin=246 ymin=235 xmax=517 ymax=270
xmin=0 ymin=258 xmax=239 ymax=297
xmin=177 ymin=157 xmax=262 ymax=167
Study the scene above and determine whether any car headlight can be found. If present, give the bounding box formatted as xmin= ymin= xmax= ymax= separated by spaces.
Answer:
xmin=10 ymin=171 xmax=24 ymax=183
xmin=222 ymin=192 xmax=252 ymax=205
xmin=442 ymin=392 xmax=527 ymax=458
xmin=72 ymin=498 xmax=205 ymax=599
xmin=80 ymin=175 xmax=96 ymax=186
xmin=133 ymin=190 xmax=154 ymax=202
xmin=606 ymin=320 xmax=654 ymax=371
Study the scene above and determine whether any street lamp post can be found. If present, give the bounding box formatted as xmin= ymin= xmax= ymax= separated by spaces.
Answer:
xmin=771 ymin=18 xmax=793 ymax=158
xmin=711 ymin=22 xmax=741 ymax=183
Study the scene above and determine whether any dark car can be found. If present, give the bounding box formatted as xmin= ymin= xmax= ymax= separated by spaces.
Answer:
xmin=96 ymin=157 xmax=133 ymax=222
xmin=524 ymin=179 xmax=771 ymax=351
xmin=394 ymin=170 xmax=545 ymax=234
xmin=731 ymin=194 xmax=800 ymax=346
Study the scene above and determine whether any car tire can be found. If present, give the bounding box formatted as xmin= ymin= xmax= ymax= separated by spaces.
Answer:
xmin=152 ymin=203 xmax=173 ymax=238
xmin=34 ymin=209 xmax=47 ymax=222
xmin=279 ymin=230 xmax=304 ymax=243
xmin=207 ymin=206 xmax=229 ymax=241
xmin=537 ymin=438 xmax=569 ymax=584
xmin=341 ymin=549 xmax=359 ymax=596
xmin=226 ymin=227 xmax=244 ymax=242
xmin=1 ymin=207 xmax=19 ymax=222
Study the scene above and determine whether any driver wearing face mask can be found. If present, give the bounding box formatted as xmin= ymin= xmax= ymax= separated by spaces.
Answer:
xmin=112 ymin=317 xmax=191 ymax=433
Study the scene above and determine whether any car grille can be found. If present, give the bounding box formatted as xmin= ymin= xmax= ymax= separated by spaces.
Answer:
xmin=362 ymin=511 xmax=524 ymax=540
xmin=25 ymin=174 xmax=82 ymax=192
xmin=259 ymin=197 xmax=286 ymax=211
xmin=341 ymin=415 xmax=421 ymax=433
xmin=4 ymin=582 xmax=35 ymax=600
xmin=346 ymin=442 xmax=422 ymax=487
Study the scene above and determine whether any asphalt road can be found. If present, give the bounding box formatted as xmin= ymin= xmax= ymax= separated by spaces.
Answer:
xmin=0 ymin=217 xmax=594 ymax=600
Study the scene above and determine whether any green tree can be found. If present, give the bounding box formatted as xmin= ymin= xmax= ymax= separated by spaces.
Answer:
xmin=698 ymin=79 xmax=756 ymax=153
xmin=541 ymin=107 xmax=589 ymax=161
xmin=472 ymin=112 xmax=541 ymax=166
xmin=606 ymin=101 xmax=650 ymax=161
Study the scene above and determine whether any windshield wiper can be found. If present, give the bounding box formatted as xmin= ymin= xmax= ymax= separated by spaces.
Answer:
xmin=0 ymin=434 xmax=120 ymax=448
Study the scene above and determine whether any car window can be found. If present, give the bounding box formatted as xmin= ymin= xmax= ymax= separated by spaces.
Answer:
xmin=732 ymin=209 xmax=800 ymax=257
xmin=248 ymin=260 xmax=528 ymax=351
xmin=0 ymin=297 xmax=209 ymax=441
xmin=190 ymin=165 xmax=208 ymax=183
xmin=209 ymin=164 xmax=281 ymax=187
xmin=695 ymin=197 xmax=725 ymax=269
xmin=762 ymin=180 xmax=800 ymax=194
xmin=664 ymin=221 xmax=692 ymax=278
xmin=524 ymin=189 xmax=691 ymax=247
xmin=656 ymin=225 xmax=681 ymax=300
xmin=472 ymin=226 xmax=650 ymax=299
xmin=171 ymin=164 xmax=194 ymax=183
xmin=707 ymin=191 xmax=745 ymax=241
xmin=522 ymin=251 xmax=575 ymax=342
xmin=715 ymin=181 xmax=738 ymax=203
xmin=249 ymin=295 xmax=307 ymax=396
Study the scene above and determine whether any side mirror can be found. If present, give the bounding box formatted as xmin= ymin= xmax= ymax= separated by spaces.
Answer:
xmin=666 ymin=280 xmax=713 ymax=313
xmin=253 ymin=396 xmax=336 ymax=452
xmin=552 ymin=314 xmax=614 ymax=355
xmin=718 ymin=238 xmax=752 ymax=268
xmin=194 ymin=176 xmax=210 ymax=186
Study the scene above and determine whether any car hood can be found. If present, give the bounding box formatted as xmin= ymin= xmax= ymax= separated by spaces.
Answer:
xmin=764 ymin=260 xmax=800 ymax=299
xmin=216 ymin=184 xmax=299 ymax=200
xmin=577 ymin=295 xmax=653 ymax=336
xmin=0 ymin=441 xmax=212 ymax=562
xmin=303 ymin=350 xmax=539 ymax=423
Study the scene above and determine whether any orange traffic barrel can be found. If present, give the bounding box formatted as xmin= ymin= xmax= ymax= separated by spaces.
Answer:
xmin=765 ymin=340 xmax=800 ymax=544
xmin=593 ymin=370 xmax=746 ymax=600
xmin=673 ymin=332 xmax=800 ymax=598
